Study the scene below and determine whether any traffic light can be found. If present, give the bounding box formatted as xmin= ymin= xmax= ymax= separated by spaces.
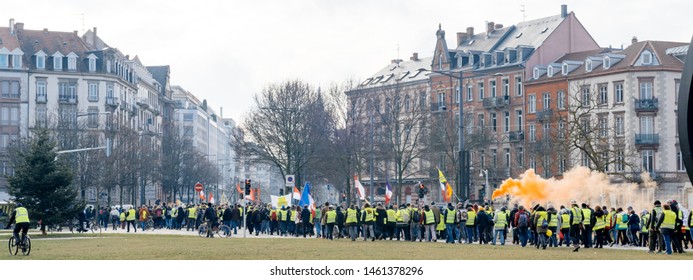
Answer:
xmin=418 ymin=183 xmax=427 ymax=199
xmin=244 ymin=179 xmax=251 ymax=195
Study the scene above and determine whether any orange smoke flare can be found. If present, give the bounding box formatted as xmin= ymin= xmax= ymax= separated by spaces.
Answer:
xmin=492 ymin=169 xmax=549 ymax=202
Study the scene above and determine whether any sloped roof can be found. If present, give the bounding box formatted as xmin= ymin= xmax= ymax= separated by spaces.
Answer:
xmin=147 ymin=65 xmax=170 ymax=88
xmin=455 ymin=26 xmax=514 ymax=53
xmin=566 ymin=41 xmax=686 ymax=77
xmin=357 ymin=57 xmax=431 ymax=89
xmin=17 ymin=28 xmax=92 ymax=58
xmin=0 ymin=27 xmax=21 ymax=50
xmin=82 ymin=29 xmax=110 ymax=50
xmin=494 ymin=14 xmax=564 ymax=50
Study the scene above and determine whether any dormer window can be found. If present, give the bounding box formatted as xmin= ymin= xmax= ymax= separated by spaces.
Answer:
xmin=67 ymin=52 xmax=78 ymax=71
xmin=36 ymin=56 xmax=45 ymax=69
xmin=642 ymin=50 xmax=652 ymax=65
xmin=533 ymin=67 xmax=540 ymax=80
xmin=547 ymin=66 xmax=554 ymax=78
xmin=438 ymin=54 xmax=443 ymax=70
xmin=87 ymin=54 xmax=98 ymax=72
xmin=53 ymin=53 xmax=63 ymax=70
xmin=562 ymin=63 xmax=568 ymax=75
xmin=585 ymin=59 xmax=592 ymax=72
xmin=603 ymin=57 xmax=611 ymax=69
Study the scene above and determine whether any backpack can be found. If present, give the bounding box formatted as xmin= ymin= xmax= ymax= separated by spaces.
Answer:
xmin=518 ymin=212 xmax=529 ymax=228
xmin=412 ymin=211 xmax=422 ymax=223
xmin=621 ymin=213 xmax=629 ymax=223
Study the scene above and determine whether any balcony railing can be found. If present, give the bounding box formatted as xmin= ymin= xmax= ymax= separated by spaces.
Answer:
xmin=508 ymin=130 xmax=524 ymax=142
xmin=105 ymin=96 xmax=118 ymax=106
xmin=635 ymin=133 xmax=659 ymax=146
xmin=482 ymin=96 xmax=509 ymax=109
xmin=58 ymin=95 xmax=77 ymax=104
xmin=634 ymin=98 xmax=658 ymax=112
xmin=536 ymin=109 xmax=553 ymax=121
xmin=136 ymin=97 xmax=150 ymax=109
xmin=36 ymin=95 xmax=47 ymax=103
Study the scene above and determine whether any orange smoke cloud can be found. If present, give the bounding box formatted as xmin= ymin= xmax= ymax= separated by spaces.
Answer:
xmin=492 ymin=166 xmax=658 ymax=211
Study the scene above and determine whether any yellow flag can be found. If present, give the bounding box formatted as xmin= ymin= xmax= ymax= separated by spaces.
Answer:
xmin=437 ymin=168 xmax=448 ymax=183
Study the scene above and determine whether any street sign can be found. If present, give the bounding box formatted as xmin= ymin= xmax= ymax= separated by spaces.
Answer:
xmin=285 ymin=175 xmax=295 ymax=186
xmin=194 ymin=182 xmax=203 ymax=192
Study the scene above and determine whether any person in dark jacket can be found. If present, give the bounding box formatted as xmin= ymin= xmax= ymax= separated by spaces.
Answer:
xmin=176 ymin=206 xmax=185 ymax=230
xmin=476 ymin=208 xmax=491 ymax=244
xmin=301 ymin=206 xmax=312 ymax=237
xmin=252 ymin=207 xmax=263 ymax=236
xmin=203 ymin=203 xmax=217 ymax=238
xmin=509 ymin=204 xmax=519 ymax=244
xmin=246 ymin=207 xmax=254 ymax=234
xmin=222 ymin=205 xmax=233 ymax=234
xmin=627 ymin=210 xmax=641 ymax=246
xmin=375 ymin=204 xmax=387 ymax=239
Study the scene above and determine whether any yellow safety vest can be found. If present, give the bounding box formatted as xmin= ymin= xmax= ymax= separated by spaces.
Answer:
xmin=690 ymin=210 xmax=693 ymax=227
xmin=346 ymin=208 xmax=358 ymax=224
xmin=606 ymin=212 xmax=613 ymax=228
xmin=386 ymin=209 xmax=396 ymax=223
xmin=364 ymin=208 xmax=375 ymax=222
xmin=119 ymin=212 xmax=126 ymax=222
xmin=617 ymin=213 xmax=628 ymax=230
xmin=127 ymin=209 xmax=136 ymax=221
xmin=395 ymin=210 xmax=404 ymax=222
xmin=560 ymin=213 xmax=570 ymax=229
xmin=424 ymin=210 xmax=435 ymax=225
xmin=15 ymin=207 xmax=29 ymax=223
xmin=641 ymin=214 xmax=650 ymax=233
xmin=582 ymin=209 xmax=591 ymax=226
xmin=290 ymin=210 xmax=297 ymax=222
xmin=445 ymin=209 xmax=457 ymax=224
xmin=535 ymin=211 xmax=547 ymax=228
xmin=678 ymin=210 xmax=688 ymax=230
xmin=188 ymin=207 xmax=196 ymax=219
xmin=593 ymin=215 xmax=606 ymax=230
xmin=494 ymin=211 xmax=507 ymax=229
xmin=661 ymin=210 xmax=676 ymax=229
xmin=280 ymin=210 xmax=288 ymax=221
xmin=466 ymin=211 xmax=476 ymax=226
xmin=172 ymin=208 xmax=178 ymax=218
xmin=326 ymin=210 xmax=336 ymax=224
xmin=548 ymin=212 xmax=558 ymax=227
xmin=571 ymin=207 xmax=582 ymax=225
xmin=437 ymin=214 xmax=445 ymax=231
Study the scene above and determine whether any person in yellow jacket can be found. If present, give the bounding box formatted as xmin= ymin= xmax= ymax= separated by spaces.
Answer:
xmin=465 ymin=206 xmax=477 ymax=244
xmin=443 ymin=203 xmax=458 ymax=244
xmin=386 ymin=205 xmax=397 ymax=240
xmin=345 ymin=204 xmax=359 ymax=241
xmin=125 ymin=206 xmax=137 ymax=232
xmin=640 ymin=210 xmax=650 ymax=248
xmin=656 ymin=203 xmax=681 ymax=255
xmin=4 ymin=203 xmax=30 ymax=247
xmin=491 ymin=206 xmax=508 ymax=245
xmin=325 ymin=206 xmax=336 ymax=240
xmin=592 ymin=206 xmax=607 ymax=249
xmin=186 ymin=204 xmax=197 ymax=231
xmin=361 ymin=203 xmax=376 ymax=241
xmin=422 ymin=205 xmax=437 ymax=242
xmin=119 ymin=210 xmax=126 ymax=230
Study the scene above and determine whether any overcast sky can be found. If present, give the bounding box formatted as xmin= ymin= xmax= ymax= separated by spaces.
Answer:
xmin=3 ymin=0 xmax=691 ymax=123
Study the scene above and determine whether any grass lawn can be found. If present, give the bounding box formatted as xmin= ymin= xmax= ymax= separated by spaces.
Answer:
xmin=0 ymin=231 xmax=691 ymax=260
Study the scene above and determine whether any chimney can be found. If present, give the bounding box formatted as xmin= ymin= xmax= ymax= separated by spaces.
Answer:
xmin=410 ymin=52 xmax=419 ymax=61
xmin=632 ymin=36 xmax=638 ymax=44
xmin=73 ymin=30 xmax=78 ymax=36
xmin=486 ymin=21 xmax=495 ymax=34
xmin=495 ymin=23 xmax=503 ymax=29
xmin=466 ymin=27 xmax=474 ymax=37
xmin=456 ymin=32 xmax=467 ymax=47
xmin=9 ymin=18 xmax=14 ymax=35
xmin=15 ymin=22 xmax=23 ymax=32
xmin=561 ymin=4 xmax=568 ymax=18
xmin=220 ymin=107 xmax=223 ymax=119
xmin=93 ymin=27 xmax=97 ymax=47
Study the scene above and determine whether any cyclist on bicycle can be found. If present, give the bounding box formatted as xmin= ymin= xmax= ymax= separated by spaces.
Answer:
xmin=203 ymin=202 xmax=218 ymax=238
xmin=4 ymin=203 xmax=30 ymax=246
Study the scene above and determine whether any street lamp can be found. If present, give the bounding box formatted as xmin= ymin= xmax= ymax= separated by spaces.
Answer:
xmin=479 ymin=169 xmax=489 ymax=202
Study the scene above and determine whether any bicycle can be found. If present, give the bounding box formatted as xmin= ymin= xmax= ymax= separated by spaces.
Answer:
xmin=198 ymin=222 xmax=231 ymax=238
xmin=8 ymin=234 xmax=31 ymax=256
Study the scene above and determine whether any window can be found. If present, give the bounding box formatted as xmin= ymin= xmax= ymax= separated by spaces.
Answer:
xmin=455 ymin=86 xmax=460 ymax=104
xmin=515 ymin=76 xmax=522 ymax=96
xmin=54 ymin=55 xmax=63 ymax=70
xmin=467 ymin=84 xmax=473 ymax=101
xmin=642 ymin=150 xmax=654 ymax=172
xmin=490 ymin=80 xmax=497 ymax=97
xmin=615 ymin=115 xmax=624 ymax=136
xmin=480 ymin=151 xmax=485 ymax=169
xmin=543 ymin=158 xmax=551 ymax=178
xmin=478 ymin=114 xmax=485 ymax=129
xmin=529 ymin=123 xmax=536 ymax=142
xmin=517 ymin=147 xmax=524 ymax=167
xmin=404 ymin=95 xmax=410 ymax=111
xmin=36 ymin=105 xmax=47 ymax=126
xmin=581 ymin=152 xmax=590 ymax=167
xmin=641 ymin=51 xmax=652 ymax=65
xmin=557 ymin=91 xmax=565 ymax=109
xmin=562 ymin=63 xmax=568 ymax=75
xmin=504 ymin=111 xmax=509 ymax=133
xmin=88 ymin=83 xmax=99 ymax=101
xmin=585 ymin=59 xmax=592 ymax=72
xmin=547 ymin=66 xmax=554 ymax=77
xmin=616 ymin=151 xmax=625 ymax=172
xmin=542 ymin=92 xmax=550 ymax=110
xmin=558 ymin=119 xmax=565 ymax=139
xmin=68 ymin=56 xmax=77 ymax=71
xmin=543 ymin=122 xmax=550 ymax=140
xmin=603 ymin=57 xmax=611 ymax=69
xmin=530 ymin=156 xmax=536 ymax=170
xmin=640 ymin=116 xmax=654 ymax=134
xmin=601 ymin=152 xmax=609 ymax=172
xmin=0 ymin=54 xmax=7 ymax=68
xmin=675 ymin=79 xmax=680 ymax=105
xmin=478 ymin=82 xmax=484 ymax=100
xmin=419 ymin=91 xmax=426 ymax=108
xmin=37 ymin=55 xmax=45 ymax=69
xmin=183 ymin=113 xmax=194 ymax=122
xmin=87 ymin=58 xmax=95 ymax=72
xmin=559 ymin=155 xmax=566 ymax=174
xmin=87 ymin=106 xmax=99 ymax=128
xmin=502 ymin=79 xmax=509 ymax=97
xmin=614 ymin=83 xmax=624 ymax=103
xmin=504 ymin=148 xmax=510 ymax=169
xmin=528 ymin=94 xmax=536 ymax=113
xmin=581 ymin=86 xmax=590 ymax=107
xmin=677 ymin=148 xmax=686 ymax=171
xmin=492 ymin=149 xmax=497 ymax=168
xmin=491 ymin=113 xmax=497 ymax=132
xmin=639 ymin=79 xmax=653 ymax=99
xmin=438 ymin=54 xmax=443 ymax=70
xmin=1 ymin=107 xmax=19 ymax=126
xmin=438 ymin=92 xmax=445 ymax=110
xmin=1 ymin=80 xmax=20 ymax=98
xmin=36 ymin=80 xmax=47 ymax=102
xmin=598 ymin=84 xmax=608 ymax=105
xmin=598 ymin=115 xmax=608 ymax=137
xmin=533 ymin=68 xmax=540 ymax=80
xmin=516 ymin=110 xmax=523 ymax=131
